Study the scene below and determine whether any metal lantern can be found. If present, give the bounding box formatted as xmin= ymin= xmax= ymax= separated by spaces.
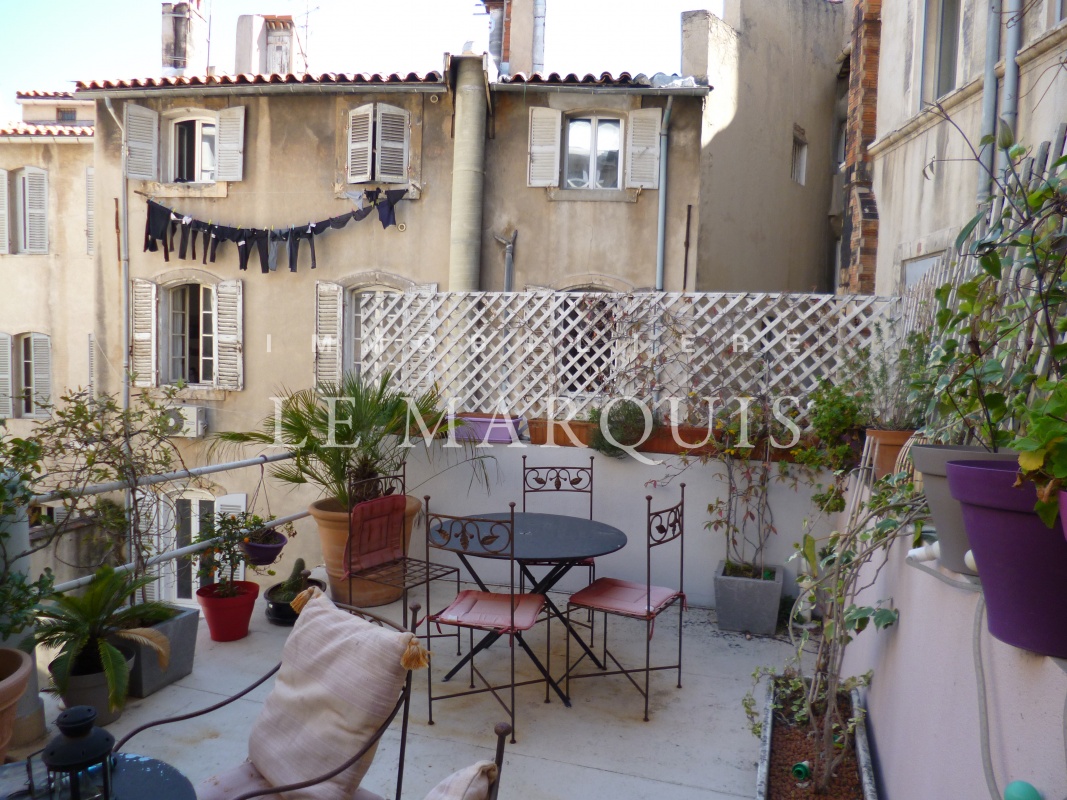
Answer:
xmin=40 ymin=706 xmax=114 ymax=800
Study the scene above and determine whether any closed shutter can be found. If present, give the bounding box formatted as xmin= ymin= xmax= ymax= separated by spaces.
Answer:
xmin=131 ymin=278 xmax=158 ymax=388
xmin=0 ymin=169 xmax=8 ymax=255
xmin=124 ymin=102 xmax=159 ymax=181
xmin=85 ymin=167 xmax=95 ymax=254
xmin=314 ymin=281 xmax=344 ymax=388
xmin=625 ymin=108 xmax=661 ymax=189
xmin=215 ymin=279 xmax=243 ymax=390
xmin=135 ymin=491 xmax=168 ymax=603
xmin=30 ymin=333 xmax=51 ymax=413
xmin=347 ymin=104 xmax=373 ymax=183
xmin=216 ymin=106 xmax=246 ymax=182
xmin=0 ymin=332 xmax=11 ymax=418
xmin=215 ymin=493 xmax=247 ymax=581
xmin=376 ymin=104 xmax=409 ymax=184
xmin=527 ymin=106 xmax=562 ymax=187
xmin=22 ymin=168 xmax=47 ymax=254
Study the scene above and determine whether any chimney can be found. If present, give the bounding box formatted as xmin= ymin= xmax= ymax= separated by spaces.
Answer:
xmin=162 ymin=1 xmax=208 ymax=77
xmin=494 ymin=0 xmax=544 ymax=76
xmin=236 ymin=14 xmax=307 ymax=75
xmin=681 ymin=11 xmax=711 ymax=83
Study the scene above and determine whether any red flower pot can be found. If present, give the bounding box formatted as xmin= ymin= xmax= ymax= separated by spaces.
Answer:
xmin=239 ymin=532 xmax=287 ymax=566
xmin=196 ymin=581 xmax=260 ymax=642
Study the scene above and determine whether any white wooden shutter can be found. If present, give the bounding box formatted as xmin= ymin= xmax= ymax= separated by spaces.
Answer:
xmin=528 ymin=106 xmax=562 ymax=187
xmin=216 ymin=106 xmax=246 ymax=182
xmin=131 ymin=278 xmax=158 ymax=388
xmin=124 ymin=102 xmax=159 ymax=181
xmin=215 ymin=493 xmax=247 ymax=581
xmin=0 ymin=169 xmax=9 ymax=255
xmin=85 ymin=167 xmax=95 ymax=255
xmin=376 ymin=104 xmax=409 ymax=184
xmin=314 ymin=281 xmax=344 ymax=388
xmin=135 ymin=490 xmax=168 ymax=602
xmin=30 ymin=333 xmax=51 ymax=413
xmin=347 ymin=104 xmax=373 ymax=183
xmin=626 ymin=108 xmax=661 ymax=189
xmin=21 ymin=168 xmax=47 ymax=254
xmin=215 ymin=279 xmax=243 ymax=390
xmin=0 ymin=333 xmax=11 ymax=418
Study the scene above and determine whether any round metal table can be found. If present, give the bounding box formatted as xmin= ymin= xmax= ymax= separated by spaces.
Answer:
xmin=434 ymin=511 xmax=627 ymax=563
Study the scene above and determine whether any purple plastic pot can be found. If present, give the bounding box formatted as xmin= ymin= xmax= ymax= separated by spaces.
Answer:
xmin=947 ymin=460 xmax=1067 ymax=658
xmin=239 ymin=531 xmax=287 ymax=566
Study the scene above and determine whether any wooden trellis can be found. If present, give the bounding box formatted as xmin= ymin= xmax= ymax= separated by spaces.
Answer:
xmin=359 ymin=291 xmax=899 ymax=421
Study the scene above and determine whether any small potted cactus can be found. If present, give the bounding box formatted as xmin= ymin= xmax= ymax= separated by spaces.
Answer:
xmin=264 ymin=559 xmax=327 ymax=626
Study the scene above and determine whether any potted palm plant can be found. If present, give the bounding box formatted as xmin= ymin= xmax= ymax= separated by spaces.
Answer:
xmin=216 ymin=371 xmax=478 ymax=606
xmin=31 ymin=566 xmax=172 ymax=726
xmin=194 ymin=510 xmax=265 ymax=642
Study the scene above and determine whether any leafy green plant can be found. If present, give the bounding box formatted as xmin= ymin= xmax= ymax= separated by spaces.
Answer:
xmin=31 ymin=566 xmax=174 ymax=712
xmin=589 ymin=399 xmax=654 ymax=458
xmin=850 ymin=326 xmax=933 ymax=431
xmin=794 ymin=380 xmax=864 ymax=513
xmin=269 ymin=558 xmax=310 ymax=604
xmin=1012 ymin=379 xmax=1067 ymax=526
xmin=195 ymin=511 xmax=269 ymax=598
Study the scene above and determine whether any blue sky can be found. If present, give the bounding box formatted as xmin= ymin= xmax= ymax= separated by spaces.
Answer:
xmin=0 ymin=0 xmax=723 ymax=122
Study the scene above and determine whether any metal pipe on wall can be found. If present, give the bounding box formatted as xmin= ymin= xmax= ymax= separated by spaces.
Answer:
xmin=998 ymin=0 xmax=1022 ymax=174
xmin=655 ymin=97 xmax=674 ymax=291
xmin=447 ymin=57 xmax=488 ymax=291
xmin=104 ymin=97 xmax=130 ymax=411
xmin=977 ymin=0 xmax=1002 ymax=202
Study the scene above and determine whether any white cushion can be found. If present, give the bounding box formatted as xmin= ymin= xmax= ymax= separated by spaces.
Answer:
xmin=423 ymin=761 xmax=498 ymax=800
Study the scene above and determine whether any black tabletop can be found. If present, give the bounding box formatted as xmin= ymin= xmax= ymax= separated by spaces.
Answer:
xmin=0 ymin=753 xmax=195 ymax=800
xmin=433 ymin=511 xmax=627 ymax=562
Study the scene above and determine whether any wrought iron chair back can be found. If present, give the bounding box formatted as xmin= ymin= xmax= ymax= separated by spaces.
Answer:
xmin=521 ymin=455 xmax=594 ymax=519
xmin=646 ymin=483 xmax=685 ymax=608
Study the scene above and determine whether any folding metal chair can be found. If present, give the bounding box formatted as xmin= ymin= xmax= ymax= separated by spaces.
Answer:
xmin=565 ymin=484 xmax=686 ymax=721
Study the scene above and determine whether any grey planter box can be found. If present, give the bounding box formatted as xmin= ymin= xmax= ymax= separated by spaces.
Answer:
xmin=713 ymin=560 xmax=783 ymax=636
xmin=128 ymin=606 xmax=199 ymax=698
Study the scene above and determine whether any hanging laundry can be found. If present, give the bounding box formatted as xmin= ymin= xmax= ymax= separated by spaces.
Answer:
xmin=144 ymin=200 xmax=172 ymax=260
xmin=377 ymin=189 xmax=408 ymax=229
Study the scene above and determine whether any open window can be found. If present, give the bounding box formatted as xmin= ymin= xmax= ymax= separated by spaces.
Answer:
xmin=528 ymin=107 xmax=661 ymax=190
xmin=922 ymin=0 xmax=962 ymax=103
xmin=124 ymin=102 xmax=245 ymax=183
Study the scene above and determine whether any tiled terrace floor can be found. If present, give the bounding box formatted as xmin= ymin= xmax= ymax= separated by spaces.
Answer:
xmin=15 ymin=582 xmax=796 ymax=800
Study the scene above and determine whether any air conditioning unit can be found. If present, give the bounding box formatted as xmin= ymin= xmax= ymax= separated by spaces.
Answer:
xmin=164 ymin=405 xmax=208 ymax=438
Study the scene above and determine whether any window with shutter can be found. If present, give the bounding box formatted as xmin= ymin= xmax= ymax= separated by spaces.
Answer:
xmin=85 ymin=167 xmax=95 ymax=255
xmin=17 ymin=168 xmax=48 ymax=254
xmin=216 ymin=107 xmax=245 ymax=182
xmin=215 ymin=279 xmax=243 ymax=390
xmin=125 ymin=103 xmax=159 ymax=181
xmin=30 ymin=333 xmax=51 ymax=413
xmin=131 ymin=278 xmax=158 ymax=388
xmin=347 ymin=105 xmax=374 ymax=183
xmin=214 ymin=493 xmax=247 ymax=583
xmin=314 ymin=281 xmax=343 ymax=387
xmin=0 ymin=332 xmax=11 ymax=419
xmin=376 ymin=104 xmax=409 ymax=184
xmin=0 ymin=169 xmax=9 ymax=255
xmin=135 ymin=490 xmax=169 ymax=603
xmin=528 ymin=107 xmax=562 ymax=187
xmin=625 ymin=108 xmax=661 ymax=189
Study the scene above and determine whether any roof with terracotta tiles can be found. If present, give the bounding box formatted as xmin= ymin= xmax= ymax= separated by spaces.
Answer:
xmin=76 ymin=71 xmax=445 ymax=92
xmin=16 ymin=90 xmax=81 ymax=100
xmin=0 ymin=122 xmax=94 ymax=138
xmin=499 ymin=71 xmax=706 ymax=89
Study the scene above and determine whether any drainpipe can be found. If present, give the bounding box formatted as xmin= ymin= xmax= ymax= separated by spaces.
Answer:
xmin=532 ymin=0 xmax=546 ymax=74
xmin=495 ymin=230 xmax=518 ymax=291
xmin=655 ymin=97 xmax=674 ymax=291
xmin=104 ymin=97 xmax=131 ymax=412
xmin=448 ymin=57 xmax=488 ymax=291
xmin=977 ymin=0 xmax=1001 ymax=202
xmin=997 ymin=0 xmax=1022 ymax=174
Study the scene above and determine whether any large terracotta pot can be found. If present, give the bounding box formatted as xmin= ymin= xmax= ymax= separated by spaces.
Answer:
xmin=947 ymin=460 xmax=1067 ymax=658
xmin=309 ymin=495 xmax=422 ymax=607
xmin=0 ymin=648 xmax=32 ymax=761
xmin=866 ymin=429 xmax=915 ymax=479
xmin=196 ymin=580 xmax=260 ymax=642
xmin=910 ymin=444 xmax=1016 ymax=576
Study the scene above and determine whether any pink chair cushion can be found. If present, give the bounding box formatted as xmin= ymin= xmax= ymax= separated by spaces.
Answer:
xmin=422 ymin=761 xmax=498 ymax=800
xmin=433 ymin=589 xmax=545 ymax=632
xmin=246 ymin=593 xmax=413 ymax=800
xmin=569 ymin=578 xmax=681 ymax=619
xmin=345 ymin=494 xmax=407 ymax=574
xmin=197 ymin=760 xmax=277 ymax=800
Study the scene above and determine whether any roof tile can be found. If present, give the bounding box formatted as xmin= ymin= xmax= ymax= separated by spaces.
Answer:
xmin=77 ymin=71 xmax=445 ymax=91
xmin=0 ymin=122 xmax=94 ymax=137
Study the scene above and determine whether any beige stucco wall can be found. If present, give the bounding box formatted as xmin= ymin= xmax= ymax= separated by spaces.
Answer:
xmin=0 ymin=137 xmax=95 ymax=440
xmin=693 ymin=0 xmax=845 ymax=292
xmin=871 ymin=1 xmax=1067 ymax=294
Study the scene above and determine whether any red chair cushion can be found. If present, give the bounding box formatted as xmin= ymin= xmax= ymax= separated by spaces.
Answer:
xmin=345 ymin=494 xmax=407 ymax=574
xmin=432 ymin=589 xmax=545 ymax=633
xmin=569 ymin=578 xmax=681 ymax=619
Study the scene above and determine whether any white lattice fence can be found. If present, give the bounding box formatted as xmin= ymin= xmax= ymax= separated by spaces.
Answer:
xmin=359 ymin=292 xmax=900 ymax=420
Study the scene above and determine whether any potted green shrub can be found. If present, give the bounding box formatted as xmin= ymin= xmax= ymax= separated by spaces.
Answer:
xmin=217 ymin=371 xmax=480 ymax=606
xmin=263 ymin=558 xmax=326 ymax=626
xmin=31 ymin=566 xmax=173 ymax=725
xmin=194 ymin=510 xmax=265 ymax=642
xmin=589 ymin=399 xmax=656 ymax=458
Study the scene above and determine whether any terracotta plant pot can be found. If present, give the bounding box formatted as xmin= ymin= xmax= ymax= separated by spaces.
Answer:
xmin=0 ymin=648 xmax=32 ymax=761
xmin=525 ymin=419 xmax=594 ymax=447
xmin=196 ymin=580 xmax=260 ymax=642
xmin=264 ymin=578 xmax=328 ymax=626
xmin=308 ymin=495 xmax=422 ymax=607
xmin=866 ymin=429 xmax=915 ymax=479
xmin=239 ymin=531 xmax=288 ymax=566
xmin=947 ymin=460 xmax=1067 ymax=657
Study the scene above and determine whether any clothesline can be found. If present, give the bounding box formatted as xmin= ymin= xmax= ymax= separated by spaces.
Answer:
xmin=141 ymin=188 xmax=407 ymax=274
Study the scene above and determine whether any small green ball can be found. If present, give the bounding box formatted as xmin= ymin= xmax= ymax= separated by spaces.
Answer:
xmin=1003 ymin=780 xmax=1043 ymax=800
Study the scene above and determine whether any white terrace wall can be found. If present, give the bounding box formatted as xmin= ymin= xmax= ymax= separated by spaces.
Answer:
xmin=404 ymin=440 xmax=833 ymax=609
